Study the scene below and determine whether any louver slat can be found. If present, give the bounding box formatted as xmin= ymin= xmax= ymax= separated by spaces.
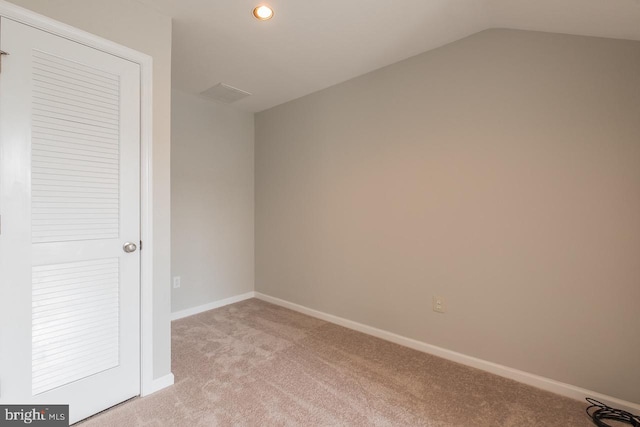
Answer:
xmin=31 ymin=51 xmax=120 ymax=244
xmin=32 ymin=258 xmax=119 ymax=395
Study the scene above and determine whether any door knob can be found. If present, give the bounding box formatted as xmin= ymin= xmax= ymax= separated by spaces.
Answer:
xmin=123 ymin=242 xmax=137 ymax=253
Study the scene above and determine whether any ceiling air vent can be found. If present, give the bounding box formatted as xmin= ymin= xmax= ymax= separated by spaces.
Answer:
xmin=200 ymin=82 xmax=251 ymax=104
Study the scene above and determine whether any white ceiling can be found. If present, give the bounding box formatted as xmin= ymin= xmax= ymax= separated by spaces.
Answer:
xmin=138 ymin=0 xmax=640 ymax=112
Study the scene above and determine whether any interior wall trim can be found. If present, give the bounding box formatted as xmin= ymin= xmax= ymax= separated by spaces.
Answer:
xmin=145 ymin=373 xmax=175 ymax=396
xmin=254 ymin=292 xmax=640 ymax=414
xmin=171 ymin=292 xmax=256 ymax=321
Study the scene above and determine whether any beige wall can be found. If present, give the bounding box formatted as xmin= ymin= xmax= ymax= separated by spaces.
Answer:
xmin=8 ymin=0 xmax=174 ymax=379
xmin=255 ymin=29 xmax=640 ymax=403
xmin=171 ymin=90 xmax=254 ymax=312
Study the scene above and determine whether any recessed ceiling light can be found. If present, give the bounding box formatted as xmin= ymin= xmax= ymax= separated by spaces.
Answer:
xmin=253 ymin=5 xmax=274 ymax=21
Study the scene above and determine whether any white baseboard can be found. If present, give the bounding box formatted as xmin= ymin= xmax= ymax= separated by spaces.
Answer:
xmin=171 ymin=291 xmax=256 ymax=321
xmin=141 ymin=373 xmax=174 ymax=397
xmin=254 ymin=292 xmax=640 ymax=414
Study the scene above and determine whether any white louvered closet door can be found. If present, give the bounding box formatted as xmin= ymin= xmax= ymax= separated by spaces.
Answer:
xmin=0 ymin=18 xmax=140 ymax=424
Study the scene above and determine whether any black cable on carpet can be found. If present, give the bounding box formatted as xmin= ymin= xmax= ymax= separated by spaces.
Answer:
xmin=586 ymin=398 xmax=640 ymax=427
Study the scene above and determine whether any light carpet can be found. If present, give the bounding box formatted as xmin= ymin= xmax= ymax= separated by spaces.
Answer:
xmin=82 ymin=298 xmax=594 ymax=426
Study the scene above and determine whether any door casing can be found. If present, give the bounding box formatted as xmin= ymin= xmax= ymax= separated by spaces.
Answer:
xmin=0 ymin=0 xmax=166 ymax=397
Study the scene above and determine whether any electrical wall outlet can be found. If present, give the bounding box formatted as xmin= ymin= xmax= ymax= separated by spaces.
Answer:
xmin=433 ymin=296 xmax=445 ymax=313
xmin=172 ymin=276 xmax=181 ymax=289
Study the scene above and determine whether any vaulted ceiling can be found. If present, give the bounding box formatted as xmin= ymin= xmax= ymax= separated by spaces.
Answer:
xmin=138 ymin=0 xmax=640 ymax=112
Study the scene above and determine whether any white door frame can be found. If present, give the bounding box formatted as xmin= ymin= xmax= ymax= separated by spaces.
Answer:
xmin=0 ymin=0 xmax=161 ymax=397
